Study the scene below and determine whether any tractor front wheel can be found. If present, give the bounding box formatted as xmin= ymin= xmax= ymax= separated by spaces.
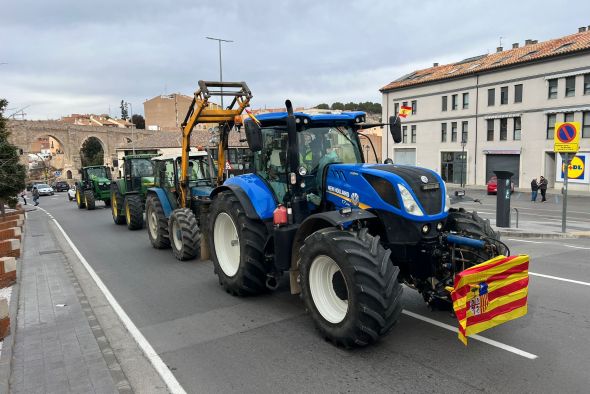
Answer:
xmin=84 ymin=190 xmax=95 ymax=210
xmin=76 ymin=188 xmax=86 ymax=209
xmin=146 ymin=195 xmax=170 ymax=249
xmin=299 ymin=228 xmax=403 ymax=348
xmin=169 ymin=208 xmax=200 ymax=261
xmin=125 ymin=194 xmax=144 ymax=230
xmin=209 ymin=192 xmax=267 ymax=296
xmin=111 ymin=188 xmax=125 ymax=225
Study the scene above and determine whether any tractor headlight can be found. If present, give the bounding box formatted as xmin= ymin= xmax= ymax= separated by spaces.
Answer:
xmin=398 ymin=184 xmax=424 ymax=216
xmin=443 ymin=182 xmax=451 ymax=212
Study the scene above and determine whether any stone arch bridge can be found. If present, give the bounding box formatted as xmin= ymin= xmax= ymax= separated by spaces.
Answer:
xmin=7 ymin=120 xmax=153 ymax=180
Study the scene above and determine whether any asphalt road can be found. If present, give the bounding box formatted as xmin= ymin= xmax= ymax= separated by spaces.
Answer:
xmin=33 ymin=192 xmax=590 ymax=393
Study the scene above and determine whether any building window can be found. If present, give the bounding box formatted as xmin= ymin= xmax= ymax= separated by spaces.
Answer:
xmin=548 ymin=79 xmax=558 ymax=99
xmin=583 ymin=112 xmax=590 ymax=138
xmin=411 ymin=100 xmax=417 ymax=115
xmin=514 ymin=84 xmax=523 ymax=103
xmin=564 ymin=112 xmax=574 ymax=122
xmin=394 ymin=102 xmax=399 ymax=117
xmin=585 ymin=74 xmax=590 ymax=95
xmin=500 ymin=86 xmax=508 ymax=105
xmin=451 ymin=94 xmax=458 ymax=110
xmin=411 ymin=125 xmax=416 ymax=143
xmin=565 ymin=76 xmax=576 ymax=97
xmin=441 ymin=123 xmax=447 ymax=142
xmin=487 ymin=119 xmax=494 ymax=141
xmin=462 ymin=93 xmax=469 ymax=109
xmin=440 ymin=152 xmax=466 ymax=185
xmin=513 ymin=117 xmax=521 ymax=140
xmin=546 ymin=114 xmax=556 ymax=139
xmin=442 ymin=96 xmax=448 ymax=111
xmin=402 ymin=126 xmax=407 ymax=143
xmin=402 ymin=101 xmax=408 ymax=108
xmin=451 ymin=122 xmax=457 ymax=142
xmin=500 ymin=118 xmax=507 ymax=140
xmin=461 ymin=121 xmax=468 ymax=142
xmin=488 ymin=88 xmax=495 ymax=106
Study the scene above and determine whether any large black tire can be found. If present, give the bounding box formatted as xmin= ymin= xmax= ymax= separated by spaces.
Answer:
xmin=104 ymin=199 xmax=111 ymax=207
xmin=84 ymin=190 xmax=96 ymax=210
xmin=76 ymin=188 xmax=86 ymax=209
xmin=444 ymin=207 xmax=508 ymax=262
xmin=124 ymin=194 xmax=144 ymax=230
xmin=209 ymin=191 xmax=267 ymax=296
xmin=146 ymin=195 xmax=170 ymax=249
xmin=111 ymin=187 xmax=125 ymax=225
xmin=169 ymin=208 xmax=200 ymax=261
xmin=299 ymin=228 xmax=403 ymax=348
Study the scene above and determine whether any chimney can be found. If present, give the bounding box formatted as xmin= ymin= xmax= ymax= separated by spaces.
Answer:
xmin=525 ymin=39 xmax=533 ymax=46
xmin=512 ymin=42 xmax=519 ymax=49
xmin=580 ymin=27 xmax=587 ymax=33
xmin=496 ymin=46 xmax=503 ymax=52
xmin=532 ymin=40 xmax=538 ymax=44
xmin=433 ymin=62 xmax=439 ymax=67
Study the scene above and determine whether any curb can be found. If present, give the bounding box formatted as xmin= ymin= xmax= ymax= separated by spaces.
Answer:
xmin=497 ymin=230 xmax=584 ymax=239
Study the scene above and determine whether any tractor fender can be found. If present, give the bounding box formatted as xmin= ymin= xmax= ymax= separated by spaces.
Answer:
xmin=288 ymin=209 xmax=376 ymax=294
xmin=146 ymin=187 xmax=173 ymax=218
xmin=211 ymin=176 xmax=276 ymax=220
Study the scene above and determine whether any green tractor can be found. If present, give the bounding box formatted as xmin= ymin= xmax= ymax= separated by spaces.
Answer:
xmin=110 ymin=154 xmax=157 ymax=230
xmin=75 ymin=165 xmax=112 ymax=210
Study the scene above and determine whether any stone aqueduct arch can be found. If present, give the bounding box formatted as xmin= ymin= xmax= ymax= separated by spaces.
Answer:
xmin=7 ymin=120 xmax=152 ymax=180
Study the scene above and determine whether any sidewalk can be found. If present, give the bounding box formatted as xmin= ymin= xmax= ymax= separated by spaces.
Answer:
xmin=8 ymin=208 xmax=130 ymax=394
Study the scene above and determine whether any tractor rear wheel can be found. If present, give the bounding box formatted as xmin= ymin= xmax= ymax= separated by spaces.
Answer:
xmin=84 ymin=190 xmax=96 ymax=210
xmin=125 ymin=194 xmax=144 ymax=230
xmin=299 ymin=228 xmax=403 ymax=348
xmin=146 ymin=195 xmax=170 ymax=249
xmin=444 ymin=207 xmax=508 ymax=262
xmin=111 ymin=187 xmax=125 ymax=225
xmin=169 ymin=208 xmax=200 ymax=261
xmin=76 ymin=188 xmax=86 ymax=209
xmin=209 ymin=192 xmax=267 ymax=296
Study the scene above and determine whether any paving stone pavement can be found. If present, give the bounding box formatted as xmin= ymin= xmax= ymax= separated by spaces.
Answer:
xmin=9 ymin=211 xmax=131 ymax=393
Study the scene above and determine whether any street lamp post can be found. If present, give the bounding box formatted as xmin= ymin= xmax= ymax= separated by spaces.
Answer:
xmin=127 ymin=102 xmax=135 ymax=154
xmin=206 ymin=36 xmax=233 ymax=109
xmin=460 ymin=140 xmax=467 ymax=187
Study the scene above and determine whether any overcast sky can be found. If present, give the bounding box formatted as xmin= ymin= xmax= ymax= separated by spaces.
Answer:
xmin=2 ymin=0 xmax=590 ymax=119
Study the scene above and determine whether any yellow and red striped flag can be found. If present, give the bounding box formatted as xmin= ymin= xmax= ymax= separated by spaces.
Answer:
xmin=449 ymin=254 xmax=530 ymax=345
xmin=398 ymin=105 xmax=412 ymax=118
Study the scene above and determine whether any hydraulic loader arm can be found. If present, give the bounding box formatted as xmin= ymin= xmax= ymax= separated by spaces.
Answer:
xmin=178 ymin=81 xmax=253 ymax=208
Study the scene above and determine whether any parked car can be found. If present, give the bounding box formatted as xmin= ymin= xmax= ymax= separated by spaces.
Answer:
xmin=33 ymin=183 xmax=55 ymax=196
xmin=486 ymin=176 xmax=515 ymax=195
xmin=54 ymin=181 xmax=70 ymax=192
xmin=68 ymin=185 xmax=76 ymax=201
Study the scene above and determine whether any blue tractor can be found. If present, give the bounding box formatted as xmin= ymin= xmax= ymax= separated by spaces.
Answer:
xmin=207 ymin=100 xmax=508 ymax=347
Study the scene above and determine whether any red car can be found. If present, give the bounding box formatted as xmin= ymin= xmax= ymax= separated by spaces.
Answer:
xmin=487 ymin=176 xmax=515 ymax=195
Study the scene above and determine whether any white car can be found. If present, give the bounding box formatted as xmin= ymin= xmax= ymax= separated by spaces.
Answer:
xmin=68 ymin=186 xmax=76 ymax=201
xmin=33 ymin=183 xmax=54 ymax=196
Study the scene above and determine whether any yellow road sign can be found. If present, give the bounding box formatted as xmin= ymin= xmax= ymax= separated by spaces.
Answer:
xmin=554 ymin=122 xmax=580 ymax=153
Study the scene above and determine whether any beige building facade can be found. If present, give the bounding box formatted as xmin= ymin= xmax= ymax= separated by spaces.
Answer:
xmin=381 ymin=29 xmax=590 ymax=192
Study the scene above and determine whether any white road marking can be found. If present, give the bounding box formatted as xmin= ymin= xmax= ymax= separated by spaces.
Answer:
xmin=37 ymin=208 xmax=187 ymax=394
xmin=402 ymin=310 xmax=538 ymax=360
xmin=529 ymin=273 xmax=590 ymax=287
xmin=507 ymin=239 xmax=590 ymax=250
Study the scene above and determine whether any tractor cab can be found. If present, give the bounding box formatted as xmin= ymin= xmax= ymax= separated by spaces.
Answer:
xmin=82 ymin=165 xmax=112 ymax=184
xmin=76 ymin=165 xmax=112 ymax=210
xmin=121 ymin=154 xmax=157 ymax=193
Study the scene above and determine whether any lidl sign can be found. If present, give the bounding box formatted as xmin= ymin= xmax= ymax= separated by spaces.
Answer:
xmin=554 ymin=122 xmax=580 ymax=153
xmin=557 ymin=152 xmax=589 ymax=184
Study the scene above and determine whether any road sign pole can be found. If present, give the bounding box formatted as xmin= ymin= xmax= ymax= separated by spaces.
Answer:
xmin=562 ymin=153 xmax=569 ymax=233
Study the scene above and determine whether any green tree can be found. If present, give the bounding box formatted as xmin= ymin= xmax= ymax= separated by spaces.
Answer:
xmin=315 ymin=103 xmax=330 ymax=110
xmin=0 ymin=99 xmax=27 ymax=214
xmin=80 ymin=137 xmax=104 ymax=167
xmin=331 ymin=102 xmax=344 ymax=110
xmin=120 ymin=100 xmax=129 ymax=120
xmin=131 ymin=114 xmax=145 ymax=129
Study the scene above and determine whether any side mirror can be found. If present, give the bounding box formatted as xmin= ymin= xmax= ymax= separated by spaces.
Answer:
xmin=384 ymin=158 xmax=394 ymax=164
xmin=389 ymin=116 xmax=402 ymax=143
xmin=244 ymin=120 xmax=263 ymax=152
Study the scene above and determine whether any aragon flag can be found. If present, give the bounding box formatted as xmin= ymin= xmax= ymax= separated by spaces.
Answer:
xmin=398 ymin=105 xmax=412 ymax=118
xmin=448 ymin=255 xmax=530 ymax=345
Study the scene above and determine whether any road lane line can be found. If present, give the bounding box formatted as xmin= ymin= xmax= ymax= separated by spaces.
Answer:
xmin=401 ymin=310 xmax=538 ymax=360
xmin=507 ymin=239 xmax=590 ymax=250
xmin=529 ymin=272 xmax=590 ymax=287
xmin=37 ymin=208 xmax=187 ymax=394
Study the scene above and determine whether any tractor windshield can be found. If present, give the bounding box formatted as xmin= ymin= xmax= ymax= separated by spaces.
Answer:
xmin=187 ymin=157 xmax=214 ymax=186
xmin=131 ymin=159 xmax=154 ymax=177
xmin=86 ymin=167 xmax=111 ymax=180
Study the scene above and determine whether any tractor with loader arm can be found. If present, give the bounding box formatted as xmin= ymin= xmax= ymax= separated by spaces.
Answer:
xmin=204 ymin=100 xmax=510 ymax=348
xmin=145 ymin=81 xmax=253 ymax=260
xmin=111 ymin=154 xmax=158 ymax=230
xmin=75 ymin=165 xmax=112 ymax=210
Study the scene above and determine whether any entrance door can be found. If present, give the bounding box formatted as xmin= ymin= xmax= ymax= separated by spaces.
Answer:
xmin=485 ymin=154 xmax=520 ymax=186
xmin=544 ymin=152 xmax=556 ymax=188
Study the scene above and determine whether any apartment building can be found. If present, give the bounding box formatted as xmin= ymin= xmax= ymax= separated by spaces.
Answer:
xmin=381 ymin=27 xmax=590 ymax=191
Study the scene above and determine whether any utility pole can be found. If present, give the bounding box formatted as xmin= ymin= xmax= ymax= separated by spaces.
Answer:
xmin=126 ymin=102 xmax=135 ymax=154
xmin=205 ymin=36 xmax=233 ymax=109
